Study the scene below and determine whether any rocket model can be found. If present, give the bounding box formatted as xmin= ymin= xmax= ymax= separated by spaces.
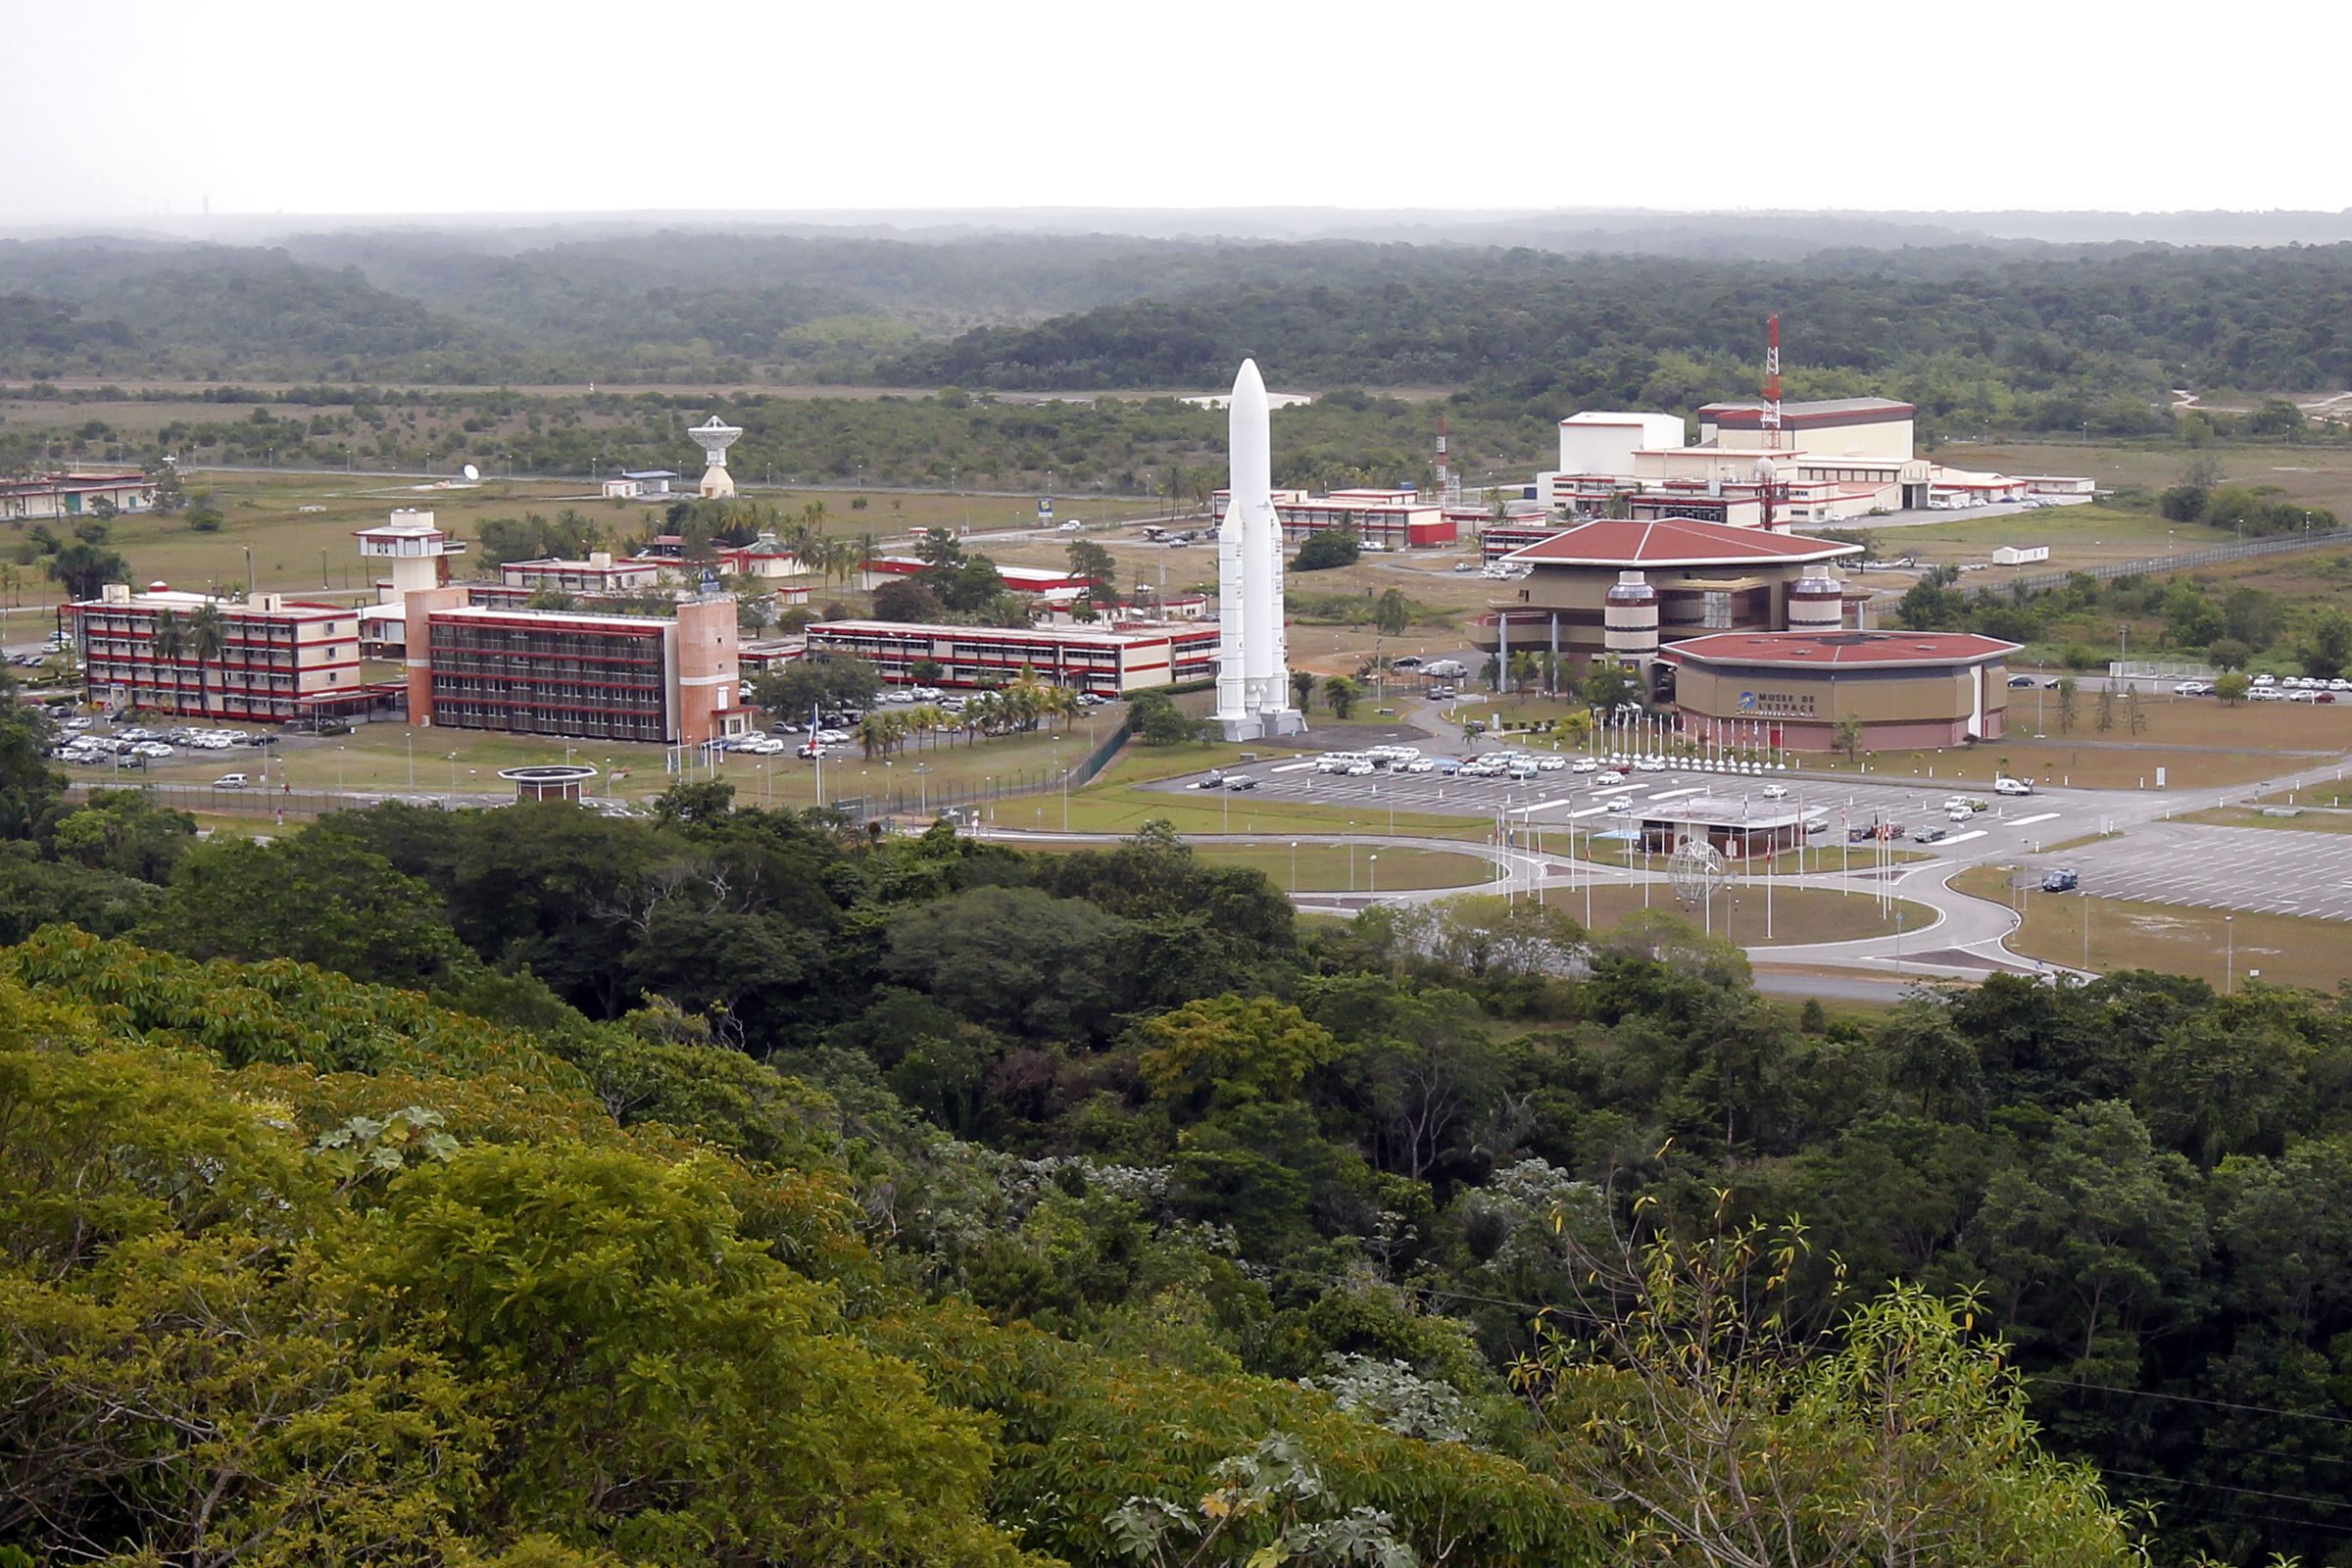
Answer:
xmin=1214 ymin=359 xmax=1300 ymax=738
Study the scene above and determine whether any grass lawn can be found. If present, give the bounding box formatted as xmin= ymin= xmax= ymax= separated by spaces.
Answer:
xmin=1952 ymin=865 xmax=2351 ymax=991
xmin=118 ymin=716 xmax=1100 ymax=810
xmin=29 ymin=469 xmax=1164 ymax=618
xmin=1966 ymin=440 xmax=2352 ymax=521
xmin=1887 ymin=504 xmax=2197 ymax=581
xmin=1021 ymin=839 xmax=1494 ymax=894
xmin=1061 ymin=739 xmax=1495 ymax=841
xmin=1804 ymin=695 xmax=2352 ymax=791
xmin=1534 ymin=882 xmax=1937 ymax=948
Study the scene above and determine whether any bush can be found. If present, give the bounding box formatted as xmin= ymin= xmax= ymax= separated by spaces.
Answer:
xmin=1292 ymin=530 xmax=1360 ymax=571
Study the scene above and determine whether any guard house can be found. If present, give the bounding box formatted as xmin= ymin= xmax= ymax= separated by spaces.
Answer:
xmin=1635 ymin=796 xmax=1813 ymax=861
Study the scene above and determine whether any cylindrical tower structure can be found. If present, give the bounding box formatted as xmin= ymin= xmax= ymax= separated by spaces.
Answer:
xmin=1788 ymin=571 xmax=1843 ymax=634
xmin=1603 ymin=570 xmax=1661 ymax=661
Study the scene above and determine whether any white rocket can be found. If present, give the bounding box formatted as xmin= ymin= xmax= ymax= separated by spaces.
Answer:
xmin=1216 ymin=358 xmax=1293 ymax=728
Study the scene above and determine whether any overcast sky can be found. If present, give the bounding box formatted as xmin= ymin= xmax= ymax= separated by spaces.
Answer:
xmin=7 ymin=0 xmax=2345 ymax=222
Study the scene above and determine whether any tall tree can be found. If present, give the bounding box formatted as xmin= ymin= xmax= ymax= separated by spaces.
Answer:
xmin=186 ymin=604 xmax=226 ymax=719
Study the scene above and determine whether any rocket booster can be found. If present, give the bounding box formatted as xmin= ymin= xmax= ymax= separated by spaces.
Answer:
xmin=1232 ymin=360 xmax=1279 ymax=711
xmin=1213 ymin=366 xmax=1254 ymax=721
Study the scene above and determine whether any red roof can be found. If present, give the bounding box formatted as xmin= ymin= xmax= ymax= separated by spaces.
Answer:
xmin=1503 ymin=516 xmax=1861 ymax=567
xmin=1662 ymin=631 xmax=2019 ymax=669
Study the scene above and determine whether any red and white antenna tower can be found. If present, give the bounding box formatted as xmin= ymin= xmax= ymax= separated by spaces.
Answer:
xmin=1436 ymin=416 xmax=1459 ymax=503
xmin=1761 ymin=314 xmax=1784 ymax=443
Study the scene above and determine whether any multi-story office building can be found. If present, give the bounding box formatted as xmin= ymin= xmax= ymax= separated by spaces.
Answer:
xmin=401 ymin=589 xmax=743 ymax=744
xmin=66 ymin=585 xmax=370 ymax=722
xmin=806 ymin=618 xmax=1219 ymax=695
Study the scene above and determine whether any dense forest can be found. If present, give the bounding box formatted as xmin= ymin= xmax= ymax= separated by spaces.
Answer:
xmin=0 ymin=679 xmax=2347 ymax=1566
xmin=2 ymin=230 xmax=2348 ymax=445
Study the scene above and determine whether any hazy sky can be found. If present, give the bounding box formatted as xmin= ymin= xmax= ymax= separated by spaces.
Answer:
xmin=7 ymin=0 xmax=2345 ymax=222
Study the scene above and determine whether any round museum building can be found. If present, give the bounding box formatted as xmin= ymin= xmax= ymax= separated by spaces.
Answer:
xmin=1659 ymin=629 xmax=2019 ymax=753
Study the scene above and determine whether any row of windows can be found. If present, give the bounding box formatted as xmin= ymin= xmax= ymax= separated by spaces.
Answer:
xmin=430 ymin=679 xmax=663 ymax=708
xmin=431 ymin=704 xmax=668 ymax=743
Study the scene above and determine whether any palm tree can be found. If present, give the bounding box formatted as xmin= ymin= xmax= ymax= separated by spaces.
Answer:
xmin=151 ymin=609 xmax=187 ymax=714
xmin=186 ymin=604 xmax=226 ymax=720
xmin=1323 ymin=675 xmax=1360 ymax=719
xmin=1291 ymin=669 xmax=1315 ymax=713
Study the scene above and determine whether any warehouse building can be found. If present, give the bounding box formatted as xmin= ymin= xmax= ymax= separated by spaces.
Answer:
xmin=1659 ymin=629 xmax=2018 ymax=753
xmin=805 ymin=618 xmax=1219 ymax=696
xmin=0 ymin=468 xmax=159 ymax=522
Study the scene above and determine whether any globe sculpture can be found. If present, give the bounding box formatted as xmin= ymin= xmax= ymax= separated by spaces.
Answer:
xmin=1665 ymin=835 xmax=1729 ymax=906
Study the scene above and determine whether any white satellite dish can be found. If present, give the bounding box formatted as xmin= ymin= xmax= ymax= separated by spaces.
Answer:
xmin=461 ymin=463 xmax=480 ymax=482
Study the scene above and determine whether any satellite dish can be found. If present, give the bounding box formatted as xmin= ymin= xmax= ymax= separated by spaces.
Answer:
xmin=462 ymin=463 xmax=480 ymax=482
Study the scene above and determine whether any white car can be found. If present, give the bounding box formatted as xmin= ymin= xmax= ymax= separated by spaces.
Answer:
xmin=2253 ymin=673 xmax=2278 ymax=686
xmin=62 ymin=716 xmax=92 ymax=731
xmin=1596 ymin=770 xmax=1626 ymax=785
xmin=1605 ymin=797 xmax=1635 ymax=813
xmin=1635 ymin=757 xmax=1667 ymax=772
xmin=1569 ymin=758 xmax=1599 ymax=773
xmin=1761 ymin=784 xmax=1790 ymax=800
xmin=214 ymin=773 xmax=250 ymax=788
xmin=1403 ymin=759 xmax=1438 ymax=773
xmin=1344 ymin=760 xmax=1375 ymax=776
xmin=1537 ymin=757 xmax=1568 ymax=772
xmin=1056 ymin=520 xmax=1082 ymax=532
xmin=1947 ymin=806 xmax=1973 ymax=822
xmin=1993 ymin=776 xmax=2034 ymax=796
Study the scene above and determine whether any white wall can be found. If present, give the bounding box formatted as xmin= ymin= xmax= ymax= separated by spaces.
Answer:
xmin=1559 ymin=413 xmax=1686 ymax=476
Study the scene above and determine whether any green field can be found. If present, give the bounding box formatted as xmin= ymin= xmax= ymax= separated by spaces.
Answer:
xmin=1533 ymin=881 xmax=1936 ymax=948
xmin=5 ymin=468 xmax=1164 ymax=615
xmin=109 ymin=712 xmax=1101 ymax=809
xmin=1954 ymin=864 xmax=2352 ymax=991
xmin=1021 ymin=839 xmax=1493 ymax=894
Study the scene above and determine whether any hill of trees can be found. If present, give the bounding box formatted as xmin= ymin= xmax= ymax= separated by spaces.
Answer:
xmin=0 ymin=677 xmax=2344 ymax=1564
xmin=1 ymin=228 xmax=2348 ymax=442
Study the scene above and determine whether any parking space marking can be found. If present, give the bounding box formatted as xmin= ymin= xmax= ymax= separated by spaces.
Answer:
xmin=2009 ymin=811 xmax=2060 ymax=826
xmin=1270 ymin=760 xmax=1318 ymax=773
xmin=1939 ymin=830 xmax=1987 ymax=846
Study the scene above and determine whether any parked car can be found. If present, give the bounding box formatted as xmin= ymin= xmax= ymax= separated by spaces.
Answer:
xmin=1537 ymin=757 xmax=1568 ymax=772
xmin=1916 ymin=826 xmax=1948 ymax=843
xmin=1223 ymin=775 xmax=1257 ymax=791
xmin=1596 ymin=769 xmax=1626 ymax=785
xmin=1635 ymin=757 xmax=1667 ymax=772
xmin=2041 ymin=868 xmax=2080 ymax=893
xmin=1993 ymin=776 xmax=2034 ymax=796
xmin=2008 ymin=673 xmax=2037 ymax=688
xmin=213 ymin=773 xmax=250 ymax=788
xmin=1760 ymin=783 xmax=1790 ymax=800
xmin=1569 ymin=758 xmax=1599 ymax=773
xmin=1605 ymin=797 xmax=1634 ymax=813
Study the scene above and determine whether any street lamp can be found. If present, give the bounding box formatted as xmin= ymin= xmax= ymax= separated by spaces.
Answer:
xmin=1368 ymin=853 xmax=1379 ymax=896
xmin=1290 ymin=840 xmax=1298 ymax=896
xmin=2226 ymin=914 xmax=2234 ymax=994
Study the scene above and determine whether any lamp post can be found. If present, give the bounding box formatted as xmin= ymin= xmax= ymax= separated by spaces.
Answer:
xmin=448 ymin=752 xmax=458 ymax=801
xmin=241 ymin=547 xmax=254 ymax=597
xmin=913 ymin=761 xmax=930 ymax=815
xmin=335 ymin=744 xmax=345 ymax=795
xmin=405 ymin=730 xmax=414 ymax=791
xmin=2226 ymin=914 xmax=2234 ymax=994
xmin=1368 ymin=853 xmax=1379 ymax=897
xmin=1348 ymin=822 xmax=1357 ymax=892
xmin=1290 ymin=840 xmax=1298 ymax=896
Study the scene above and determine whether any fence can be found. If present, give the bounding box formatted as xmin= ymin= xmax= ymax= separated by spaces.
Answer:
xmin=65 ymin=781 xmax=482 ymax=820
xmin=821 ymin=761 xmax=1081 ymax=828
xmin=1961 ymin=528 xmax=2352 ymax=599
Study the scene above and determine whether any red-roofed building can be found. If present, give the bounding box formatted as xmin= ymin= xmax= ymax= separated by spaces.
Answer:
xmin=1660 ymin=629 xmax=2019 ymax=752
xmin=1473 ymin=516 xmax=1866 ymax=680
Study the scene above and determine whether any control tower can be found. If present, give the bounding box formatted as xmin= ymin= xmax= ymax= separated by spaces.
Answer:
xmin=689 ymin=416 xmax=743 ymax=500
xmin=353 ymin=509 xmax=465 ymax=601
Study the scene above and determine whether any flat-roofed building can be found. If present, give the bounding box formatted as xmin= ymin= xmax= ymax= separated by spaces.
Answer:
xmin=67 ymin=585 xmax=369 ymax=721
xmin=401 ymin=591 xmax=744 ymax=744
xmin=1660 ymin=629 xmax=2018 ymax=753
xmin=806 ymin=618 xmax=1218 ymax=696
xmin=1213 ymin=486 xmax=1457 ymax=549
xmin=500 ymin=553 xmax=667 ymax=596
xmin=0 ymin=468 xmax=159 ymax=522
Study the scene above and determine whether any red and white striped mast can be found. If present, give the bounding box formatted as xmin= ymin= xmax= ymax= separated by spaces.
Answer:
xmin=1761 ymin=314 xmax=1783 ymax=443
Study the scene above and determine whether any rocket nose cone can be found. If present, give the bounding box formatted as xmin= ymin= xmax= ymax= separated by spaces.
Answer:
xmin=1231 ymin=359 xmax=1267 ymax=406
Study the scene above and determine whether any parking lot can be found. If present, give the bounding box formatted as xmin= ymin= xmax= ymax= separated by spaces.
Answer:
xmin=2046 ymin=824 xmax=2352 ymax=922
xmin=1154 ymin=754 xmax=2077 ymax=859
